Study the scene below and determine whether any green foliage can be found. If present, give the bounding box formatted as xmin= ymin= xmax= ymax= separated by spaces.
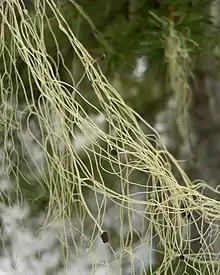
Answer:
xmin=72 ymin=0 xmax=215 ymax=74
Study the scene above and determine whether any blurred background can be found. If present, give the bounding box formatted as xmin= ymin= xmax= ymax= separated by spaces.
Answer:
xmin=0 ymin=0 xmax=220 ymax=274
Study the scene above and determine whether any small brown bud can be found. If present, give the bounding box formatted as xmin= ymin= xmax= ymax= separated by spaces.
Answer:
xmin=101 ymin=231 xmax=109 ymax=243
